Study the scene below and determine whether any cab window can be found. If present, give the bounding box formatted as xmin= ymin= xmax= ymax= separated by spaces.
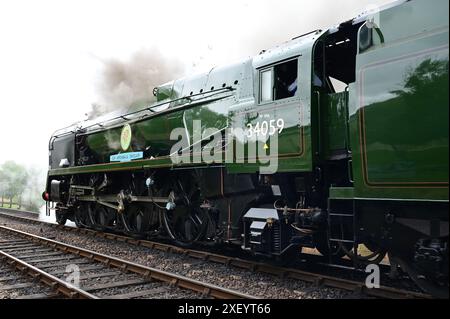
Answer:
xmin=260 ymin=69 xmax=273 ymax=102
xmin=259 ymin=58 xmax=298 ymax=103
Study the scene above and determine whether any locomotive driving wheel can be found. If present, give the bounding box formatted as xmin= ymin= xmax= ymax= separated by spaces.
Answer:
xmin=120 ymin=204 xmax=159 ymax=237
xmin=74 ymin=202 xmax=92 ymax=228
xmin=116 ymin=175 xmax=161 ymax=237
xmin=94 ymin=205 xmax=116 ymax=230
xmin=160 ymin=172 xmax=210 ymax=246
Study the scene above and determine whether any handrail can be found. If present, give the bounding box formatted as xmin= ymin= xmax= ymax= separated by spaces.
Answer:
xmin=292 ymin=29 xmax=322 ymax=40
xmin=314 ymin=91 xmax=321 ymax=157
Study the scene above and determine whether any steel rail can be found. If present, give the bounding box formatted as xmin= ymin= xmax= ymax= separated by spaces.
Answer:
xmin=0 ymin=209 xmax=432 ymax=299
xmin=0 ymin=249 xmax=97 ymax=299
xmin=0 ymin=224 xmax=255 ymax=299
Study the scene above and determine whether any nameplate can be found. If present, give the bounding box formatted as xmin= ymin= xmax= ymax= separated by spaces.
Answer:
xmin=110 ymin=151 xmax=143 ymax=162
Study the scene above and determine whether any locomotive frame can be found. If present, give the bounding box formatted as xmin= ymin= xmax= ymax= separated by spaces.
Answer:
xmin=43 ymin=0 xmax=449 ymax=297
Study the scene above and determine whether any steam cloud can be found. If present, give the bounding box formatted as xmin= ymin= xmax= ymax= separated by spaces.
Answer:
xmin=88 ymin=0 xmax=386 ymax=120
xmin=89 ymin=48 xmax=185 ymax=119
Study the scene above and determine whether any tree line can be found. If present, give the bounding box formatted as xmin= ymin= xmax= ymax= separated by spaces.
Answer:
xmin=0 ymin=161 xmax=44 ymax=212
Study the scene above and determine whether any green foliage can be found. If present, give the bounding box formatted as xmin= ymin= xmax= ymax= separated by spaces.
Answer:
xmin=0 ymin=161 xmax=45 ymax=212
xmin=0 ymin=161 xmax=28 ymax=199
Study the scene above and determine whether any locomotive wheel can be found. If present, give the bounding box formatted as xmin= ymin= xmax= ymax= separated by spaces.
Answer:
xmin=120 ymin=204 xmax=153 ymax=236
xmin=80 ymin=204 xmax=116 ymax=231
xmin=162 ymin=205 xmax=209 ymax=245
xmin=74 ymin=203 xmax=92 ymax=228
xmin=95 ymin=206 xmax=116 ymax=230
xmin=313 ymin=232 xmax=347 ymax=258
xmin=86 ymin=203 xmax=101 ymax=230
xmin=55 ymin=211 xmax=67 ymax=226
xmin=160 ymin=173 xmax=209 ymax=246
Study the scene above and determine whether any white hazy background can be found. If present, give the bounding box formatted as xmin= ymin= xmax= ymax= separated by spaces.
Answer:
xmin=0 ymin=0 xmax=389 ymax=173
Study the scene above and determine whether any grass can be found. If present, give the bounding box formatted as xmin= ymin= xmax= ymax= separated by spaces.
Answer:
xmin=0 ymin=201 xmax=21 ymax=209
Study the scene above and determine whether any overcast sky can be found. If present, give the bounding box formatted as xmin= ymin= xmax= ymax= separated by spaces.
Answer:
xmin=0 ymin=0 xmax=390 ymax=171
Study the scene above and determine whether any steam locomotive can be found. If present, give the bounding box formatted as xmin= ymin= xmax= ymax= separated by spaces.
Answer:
xmin=43 ymin=0 xmax=449 ymax=297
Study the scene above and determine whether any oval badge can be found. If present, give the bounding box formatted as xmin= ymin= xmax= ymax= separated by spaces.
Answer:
xmin=120 ymin=124 xmax=132 ymax=151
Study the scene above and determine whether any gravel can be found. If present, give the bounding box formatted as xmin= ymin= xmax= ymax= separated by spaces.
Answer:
xmin=0 ymin=215 xmax=362 ymax=299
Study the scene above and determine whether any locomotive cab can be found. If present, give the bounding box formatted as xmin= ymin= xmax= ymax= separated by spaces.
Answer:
xmin=312 ymin=23 xmax=361 ymax=162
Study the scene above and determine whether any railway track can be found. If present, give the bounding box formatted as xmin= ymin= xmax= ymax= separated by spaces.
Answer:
xmin=0 ymin=209 xmax=432 ymax=299
xmin=0 ymin=252 xmax=62 ymax=299
xmin=0 ymin=223 xmax=255 ymax=299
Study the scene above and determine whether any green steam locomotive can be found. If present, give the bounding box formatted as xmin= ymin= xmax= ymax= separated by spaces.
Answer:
xmin=43 ymin=0 xmax=449 ymax=297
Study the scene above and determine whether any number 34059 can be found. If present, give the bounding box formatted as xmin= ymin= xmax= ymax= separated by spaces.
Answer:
xmin=246 ymin=119 xmax=284 ymax=138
